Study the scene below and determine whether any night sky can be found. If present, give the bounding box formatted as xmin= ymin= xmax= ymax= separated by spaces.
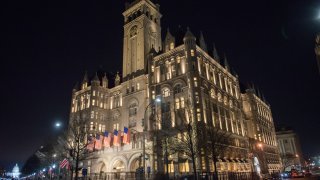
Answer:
xmin=1 ymin=0 xmax=320 ymax=170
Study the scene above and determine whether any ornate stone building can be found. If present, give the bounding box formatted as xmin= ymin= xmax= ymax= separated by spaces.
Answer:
xmin=68 ymin=0 xmax=280 ymax=177
xmin=242 ymin=89 xmax=281 ymax=174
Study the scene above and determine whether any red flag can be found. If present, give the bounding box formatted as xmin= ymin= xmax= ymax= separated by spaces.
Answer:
xmin=113 ymin=130 xmax=120 ymax=146
xmin=123 ymin=127 xmax=130 ymax=144
xmin=103 ymin=131 xmax=111 ymax=148
xmin=59 ymin=158 xmax=69 ymax=169
xmin=95 ymin=134 xmax=102 ymax=150
xmin=87 ymin=136 xmax=94 ymax=151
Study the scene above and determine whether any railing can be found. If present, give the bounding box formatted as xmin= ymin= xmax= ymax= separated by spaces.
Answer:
xmin=81 ymin=172 xmax=260 ymax=180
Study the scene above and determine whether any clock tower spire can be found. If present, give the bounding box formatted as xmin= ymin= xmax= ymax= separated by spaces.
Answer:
xmin=122 ymin=0 xmax=162 ymax=81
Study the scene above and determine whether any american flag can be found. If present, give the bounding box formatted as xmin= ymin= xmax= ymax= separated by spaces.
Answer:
xmin=59 ymin=158 xmax=69 ymax=169
xmin=123 ymin=127 xmax=130 ymax=144
xmin=113 ymin=130 xmax=120 ymax=146
xmin=95 ymin=134 xmax=102 ymax=150
xmin=103 ymin=131 xmax=111 ymax=148
xmin=87 ymin=136 xmax=94 ymax=151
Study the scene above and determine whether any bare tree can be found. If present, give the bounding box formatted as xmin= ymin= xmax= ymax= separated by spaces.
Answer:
xmin=168 ymin=121 xmax=202 ymax=180
xmin=205 ymin=125 xmax=232 ymax=180
xmin=58 ymin=117 xmax=90 ymax=180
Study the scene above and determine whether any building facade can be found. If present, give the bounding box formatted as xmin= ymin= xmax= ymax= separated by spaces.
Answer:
xmin=276 ymin=127 xmax=304 ymax=170
xmin=242 ymin=89 xmax=281 ymax=174
xmin=68 ymin=0 xmax=280 ymax=177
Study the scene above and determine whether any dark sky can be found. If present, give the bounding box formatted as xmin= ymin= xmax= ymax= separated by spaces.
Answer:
xmin=1 ymin=0 xmax=320 ymax=170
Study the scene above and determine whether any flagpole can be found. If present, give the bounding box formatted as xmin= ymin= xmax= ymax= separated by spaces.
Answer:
xmin=58 ymin=166 xmax=60 ymax=180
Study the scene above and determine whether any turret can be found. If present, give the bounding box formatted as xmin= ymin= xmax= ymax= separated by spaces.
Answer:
xmin=184 ymin=27 xmax=197 ymax=72
xmin=115 ymin=72 xmax=121 ymax=86
xmin=199 ymin=31 xmax=207 ymax=53
xmin=213 ymin=43 xmax=220 ymax=64
xmin=91 ymin=72 xmax=100 ymax=86
xmin=164 ymin=28 xmax=175 ymax=52
xmin=72 ymin=82 xmax=79 ymax=92
xmin=224 ymin=54 xmax=230 ymax=72
xmin=81 ymin=71 xmax=88 ymax=89
xmin=102 ymin=73 xmax=108 ymax=88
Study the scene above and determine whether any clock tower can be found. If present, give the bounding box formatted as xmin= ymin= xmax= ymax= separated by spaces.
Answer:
xmin=122 ymin=0 xmax=162 ymax=80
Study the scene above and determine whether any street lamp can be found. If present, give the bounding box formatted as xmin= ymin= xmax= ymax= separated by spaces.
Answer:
xmin=55 ymin=122 xmax=61 ymax=128
xmin=142 ymin=97 xmax=161 ymax=175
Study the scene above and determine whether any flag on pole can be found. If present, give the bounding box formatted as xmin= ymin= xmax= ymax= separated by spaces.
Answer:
xmin=95 ymin=134 xmax=102 ymax=150
xmin=103 ymin=131 xmax=111 ymax=148
xmin=87 ymin=136 xmax=94 ymax=151
xmin=113 ymin=130 xmax=120 ymax=146
xmin=123 ymin=127 xmax=130 ymax=144
xmin=59 ymin=158 xmax=69 ymax=169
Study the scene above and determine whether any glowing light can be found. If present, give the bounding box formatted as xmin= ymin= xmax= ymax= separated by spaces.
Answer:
xmin=155 ymin=98 xmax=161 ymax=102
xmin=52 ymin=164 xmax=56 ymax=169
xmin=55 ymin=122 xmax=61 ymax=128
xmin=42 ymin=168 xmax=46 ymax=172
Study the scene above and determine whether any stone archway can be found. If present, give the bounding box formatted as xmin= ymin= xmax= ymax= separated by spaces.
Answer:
xmin=129 ymin=158 xmax=141 ymax=172
xmin=112 ymin=159 xmax=126 ymax=172
xmin=100 ymin=162 xmax=107 ymax=173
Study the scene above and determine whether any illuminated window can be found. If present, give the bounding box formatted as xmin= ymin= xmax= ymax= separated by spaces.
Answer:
xmin=93 ymin=91 xmax=96 ymax=96
xmin=151 ymin=65 xmax=155 ymax=72
xmin=113 ymin=123 xmax=119 ymax=130
xmin=100 ymin=102 xmax=103 ymax=108
xmin=170 ymin=42 xmax=174 ymax=50
xmin=90 ymin=122 xmax=94 ymax=130
xmin=152 ymin=90 xmax=155 ymax=99
xmin=92 ymin=99 xmax=95 ymax=106
xmin=162 ymin=88 xmax=170 ymax=97
xmin=197 ymin=108 xmax=201 ymax=121
xmin=137 ymin=83 xmax=140 ymax=90
xmin=175 ymin=98 xmax=180 ymax=109
xmin=177 ymin=56 xmax=181 ymax=63
xmin=191 ymin=49 xmax=195 ymax=57
xmin=91 ymin=111 xmax=94 ymax=119
xmin=102 ymin=125 xmax=106 ymax=132
xmin=98 ymin=124 xmax=102 ymax=132
xmin=181 ymin=97 xmax=185 ymax=108
xmin=194 ymin=77 xmax=198 ymax=87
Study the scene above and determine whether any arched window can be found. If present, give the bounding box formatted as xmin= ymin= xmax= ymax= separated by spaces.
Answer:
xmin=175 ymin=98 xmax=180 ymax=109
xmin=181 ymin=97 xmax=185 ymax=108
xmin=130 ymin=26 xmax=138 ymax=37
xmin=210 ymin=89 xmax=216 ymax=99
xmin=129 ymin=103 xmax=138 ymax=117
xmin=162 ymin=88 xmax=171 ymax=97
xmin=174 ymin=84 xmax=182 ymax=94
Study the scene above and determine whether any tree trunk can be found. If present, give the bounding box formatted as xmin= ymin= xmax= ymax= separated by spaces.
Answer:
xmin=213 ymin=157 xmax=218 ymax=180
xmin=190 ymin=140 xmax=197 ymax=180
xmin=75 ymin=142 xmax=80 ymax=180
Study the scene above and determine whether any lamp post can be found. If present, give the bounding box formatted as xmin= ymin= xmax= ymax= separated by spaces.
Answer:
xmin=142 ymin=97 xmax=161 ymax=176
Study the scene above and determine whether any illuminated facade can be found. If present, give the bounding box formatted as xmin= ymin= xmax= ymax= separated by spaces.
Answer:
xmin=242 ymin=90 xmax=281 ymax=174
xmin=69 ymin=0 xmax=280 ymax=176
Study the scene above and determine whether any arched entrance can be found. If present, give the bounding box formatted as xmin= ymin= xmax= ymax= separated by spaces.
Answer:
xmin=130 ymin=157 xmax=141 ymax=172
xmin=112 ymin=160 xmax=126 ymax=172
xmin=100 ymin=163 xmax=107 ymax=173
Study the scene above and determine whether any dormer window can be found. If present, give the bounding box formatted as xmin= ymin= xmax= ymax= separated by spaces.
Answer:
xmin=170 ymin=42 xmax=174 ymax=50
